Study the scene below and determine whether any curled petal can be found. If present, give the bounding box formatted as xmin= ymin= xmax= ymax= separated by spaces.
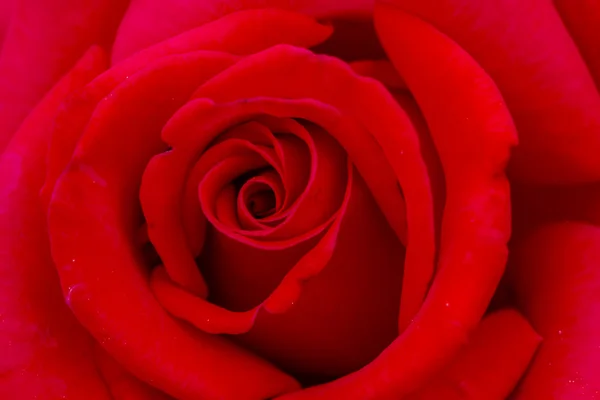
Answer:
xmin=113 ymin=0 xmax=370 ymax=62
xmin=408 ymin=309 xmax=540 ymax=400
xmin=0 ymin=48 xmax=111 ymax=400
xmin=44 ymin=8 xmax=330 ymax=204
xmin=113 ymin=7 xmax=333 ymax=63
xmin=0 ymin=0 xmax=14 ymax=49
xmin=47 ymin=53 xmax=299 ymax=399
xmin=192 ymin=43 xmax=435 ymax=332
xmin=509 ymin=222 xmax=600 ymax=399
xmin=144 ymin=98 xmax=352 ymax=332
xmin=272 ymin=6 xmax=516 ymax=398
xmin=554 ymin=0 xmax=600 ymax=89
xmin=93 ymin=345 xmax=174 ymax=400
xmin=380 ymin=0 xmax=600 ymax=184
xmin=350 ymin=59 xmax=407 ymax=90
xmin=152 ymin=161 xmax=352 ymax=333
xmin=0 ymin=0 xmax=127 ymax=151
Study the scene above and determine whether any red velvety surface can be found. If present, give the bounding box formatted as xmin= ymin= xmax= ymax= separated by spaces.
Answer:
xmin=0 ymin=48 xmax=114 ymax=400
xmin=7 ymin=0 xmax=600 ymax=398
xmin=382 ymin=0 xmax=600 ymax=184
xmin=111 ymin=0 xmax=375 ymax=62
xmin=40 ymin=32 xmax=514 ymax=400
xmin=509 ymin=223 xmax=600 ymax=399
xmin=0 ymin=0 xmax=129 ymax=152
xmin=407 ymin=309 xmax=541 ymax=400
xmin=0 ymin=0 xmax=14 ymax=49
xmin=269 ymin=5 xmax=518 ymax=399
xmin=198 ymin=165 xmax=405 ymax=381
xmin=554 ymin=0 xmax=600 ymax=90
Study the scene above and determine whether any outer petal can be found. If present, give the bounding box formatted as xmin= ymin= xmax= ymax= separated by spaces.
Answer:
xmin=380 ymin=0 xmax=600 ymax=184
xmin=0 ymin=48 xmax=111 ymax=399
xmin=554 ymin=0 xmax=600 ymax=89
xmin=42 ymin=8 xmax=331 ymax=208
xmin=112 ymin=0 xmax=373 ymax=62
xmin=47 ymin=52 xmax=299 ymax=400
xmin=94 ymin=346 xmax=174 ymax=400
xmin=407 ymin=309 xmax=540 ymax=400
xmin=0 ymin=0 xmax=128 ymax=152
xmin=509 ymin=223 xmax=600 ymax=398
xmin=276 ymin=6 xmax=516 ymax=399
xmin=377 ymin=0 xmax=515 ymax=330
xmin=0 ymin=0 xmax=14 ymax=50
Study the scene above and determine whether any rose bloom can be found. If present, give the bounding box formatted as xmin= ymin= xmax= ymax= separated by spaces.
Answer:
xmin=1 ymin=0 xmax=600 ymax=399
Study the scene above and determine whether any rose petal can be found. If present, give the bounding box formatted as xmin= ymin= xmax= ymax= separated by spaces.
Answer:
xmin=272 ymin=6 xmax=515 ymax=398
xmin=407 ymin=309 xmax=540 ymax=400
xmin=509 ymin=222 xmax=600 ymax=398
xmin=180 ymin=121 xmax=283 ymax=254
xmin=0 ymin=0 xmax=14 ymax=50
xmin=187 ymin=119 xmax=346 ymax=241
xmin=392 ymin=93 xmax=445 ymax=247
xmin=554 ymin=0 xmax=600 ymax=89
xmin=257 ymin=118 xmax=312 ymax=218
xmin=381 ymin=0 xmax=600 ymax=184
xmin=43 ymin=8 xmax=330 ymax=205
xmin=189 ymin=43 xmax=433 ymax=398
xmin=377 ymin=0 xmax=515 ymax=327
xmin=350 ymin=59 xmax=407 ymax=90
xmin=112 ymin=0 xmax=371 ymax=62
xmin=0 ymin=0 xmax=128 ymax=152
xmin=180 ymin=119 xmax=309 ymax=241
xmin=192 ymin=44 xmax=435 ymax=331
xmin=116 ymin=8 xmax=332 ymax=64
xmin=145 ymin=99 xmax=353 ymax=328
xmin=93 ymin=345 xmax=174 ymax=400
xmin=155 ymin=162 xmax=406 ymax=380
xmin=152 ymin=159 xmax=351 ymax=334
xmin=144 ymin=96 xmax=404 ymax=381
xmin=237 ymin=175 xmax=283 ymax=227
xmin=0 ymin=48 xmax=111 ymax=399
xmin=47 ymin=54 xmax=299 ymax=399
xmin=235 ymin=168 xmax=404 ymax=381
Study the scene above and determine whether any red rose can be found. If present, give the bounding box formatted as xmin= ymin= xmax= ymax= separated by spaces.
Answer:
xmin=1 ymin=0 xmax=599 ymax=399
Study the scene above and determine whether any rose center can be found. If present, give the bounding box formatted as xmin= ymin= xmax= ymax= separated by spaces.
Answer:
xmin=244 ymin=186 xmax=277 ymax=219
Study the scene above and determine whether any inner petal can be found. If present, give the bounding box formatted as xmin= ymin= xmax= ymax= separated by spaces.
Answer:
xmin=237 ymin=171 xmax=284 ymax=230
xmin=222 ymin=171 xmax=405 ymax=384
xmin=242 ymin=183 xmax=278 ymax=219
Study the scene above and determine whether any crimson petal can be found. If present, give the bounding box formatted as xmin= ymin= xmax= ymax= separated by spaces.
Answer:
xmin=408 ymin=309 xmax=540 ymax=400
xmin=47 ymin=53 xmax=299 ymax=400
xmin=112 ymin=0 xmax=370 ymax=62
xmin=510 ymin=222 xmax=600 ymax=398
xmin=381 ymin=0 xmax=600 ymax=184
xmin=0 ymin=48 xmax=112 ymax=400
xmin=0 ymin=0 xmax=128 ymax=151
xmin=554 ymin=0 xmax=600 ymax=90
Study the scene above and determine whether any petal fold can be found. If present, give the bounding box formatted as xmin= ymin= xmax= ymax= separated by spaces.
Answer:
xmin=379 ymin=0 xmax=600 ymax=184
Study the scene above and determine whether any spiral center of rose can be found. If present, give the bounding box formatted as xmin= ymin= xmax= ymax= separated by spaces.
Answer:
xmin=140 ymin=102 xmax=406 ymax=384
xmin=243 ymin=184 xmax=277 ymax=219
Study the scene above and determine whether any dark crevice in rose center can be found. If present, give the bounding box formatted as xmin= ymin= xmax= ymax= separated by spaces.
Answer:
xmin=311 ymin=16 xmax=386 ymax=62
xmin=247 ymin=189 xmax=277 ymax=219
xmin=136 ymin=220 xmax=163 ymax=269
xmin=232 ymin=167 xmax=274 ymax=190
